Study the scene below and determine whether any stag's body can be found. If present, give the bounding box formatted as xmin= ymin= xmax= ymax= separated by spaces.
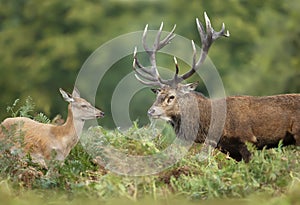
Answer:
xmin=0 ymin=88 xmax=104 ymax=165
xmin=163 ymin=88 xmax=300 ymax=162
xmin=133 ymin=12 xmax=300 ymax=162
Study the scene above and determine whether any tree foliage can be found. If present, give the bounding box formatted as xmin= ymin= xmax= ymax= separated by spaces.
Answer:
xmin=0 ymin=0 xmax=299 ymax=128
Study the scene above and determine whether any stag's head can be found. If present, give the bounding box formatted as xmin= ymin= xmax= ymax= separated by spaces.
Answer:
xmin=133 ymin=12 xmax=229 ymax=124
xmin=146 ymin=82 xmax=199 ymax=123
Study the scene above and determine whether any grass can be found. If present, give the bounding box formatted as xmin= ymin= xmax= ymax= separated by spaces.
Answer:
xmin=0 ymin=97 xmax=300 ymax=204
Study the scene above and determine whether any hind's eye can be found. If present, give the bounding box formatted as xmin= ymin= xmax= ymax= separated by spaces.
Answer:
xmin=81 ymin=105 xmax=88 ymax=108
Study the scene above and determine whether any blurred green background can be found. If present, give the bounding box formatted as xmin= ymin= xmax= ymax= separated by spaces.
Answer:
xmin=0 ymin=0 xmax=299 ymax=128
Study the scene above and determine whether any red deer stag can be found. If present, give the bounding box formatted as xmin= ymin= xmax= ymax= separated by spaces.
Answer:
xmin=133 ymin=12 xmax=300 ymax=162
xmin=0 ymin=88 xmax=104 ymax=166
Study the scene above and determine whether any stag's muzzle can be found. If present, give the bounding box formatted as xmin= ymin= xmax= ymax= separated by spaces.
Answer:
xmin=147 ymin=106 xmax=165 ymax=119
xmin=147 ymin=107 xmax=155 ymax=116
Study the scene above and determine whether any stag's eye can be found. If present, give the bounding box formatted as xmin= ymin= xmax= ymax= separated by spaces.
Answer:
xmin=81 ymin=104 xmax=88 ymax=108
xmin=167 ymin=95 xmax=175 ymax=103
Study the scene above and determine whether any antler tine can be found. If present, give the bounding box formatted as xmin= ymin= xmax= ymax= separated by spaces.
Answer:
xmin=133 ymin=23 xmax=177 ymax=87
xmin=157 ymin=24 xmax=176 ymax=50
xmin=134 ymin=74 xmax=163 ymax=87
xmin=173 ymin=56 xmax=179 ymax=81
xmin=213 ymin=22 xmax=230 ymax=40
xmin=153 ymin=23 xmax=177 ymax=85
xmin=133 ymin=47 xmax=153 ymax=76
xmin=173 ymin=56 xmax=179 ymax=75
xmin=147 ymin=22 xmax=164 ymax=76
xmin=151 ymin=23 xmax=176 ymax=73
xmin=176 ymin=40 xmax=198 ymax=83
xmin=178 ymin=12 xmax=229 ymax=82
xmin=204 ymin=12 xmax=213 ymax=42
xmin=133 ymin=47 xmax=163 ymax=85
xmin=142 ymin=24 xmax=150 ymax=54
xmin=134 ymin=66 xmax=159 ymax=82
xmin=191 ymin=40 xmax=197 ymax=70
xmin=153 ymin=22 xmax=164 ymax=51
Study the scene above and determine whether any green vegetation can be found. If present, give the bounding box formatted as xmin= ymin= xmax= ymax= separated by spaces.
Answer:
xmin=0 ymin=97 xmax=300 ymax=204
xmin=1 ymin=1 xmax=300 ymax=204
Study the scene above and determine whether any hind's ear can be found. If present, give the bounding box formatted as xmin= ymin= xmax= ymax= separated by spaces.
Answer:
xmin=72 ymin=87 xmax=80 ymax=98
xmin=151 ymin=88 xmax=161 ymax=94
xmin=59 ymin=88 xmax=74 ymax=103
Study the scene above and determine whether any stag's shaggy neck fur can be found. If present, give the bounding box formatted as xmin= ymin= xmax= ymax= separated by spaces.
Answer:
xmin=170 ymin=91 xmax=212 ymax=143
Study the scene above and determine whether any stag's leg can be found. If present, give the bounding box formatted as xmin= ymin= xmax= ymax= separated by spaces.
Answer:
xmin=291 ymin=122 xmax=300 ymax=146
xmin=290 ymin=130 xmax=300 ymax=146
xmin=294 ymin=134 xmax=300 ymax=146
xmin=238 ymin=143 xmax=252 ymax=163
xmin=227 ymin=149 xmax=242 ymax=162
xmin=228 ymin=141 xmax=252 ymax=163
xmin=218 ymin=137 xmax=252 ymax=162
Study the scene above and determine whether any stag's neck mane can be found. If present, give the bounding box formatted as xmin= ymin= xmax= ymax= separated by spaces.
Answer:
xmin=172 ymin=92 xmax=211 ymax=143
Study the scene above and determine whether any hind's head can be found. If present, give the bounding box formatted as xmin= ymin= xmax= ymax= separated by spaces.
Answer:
xmin=59 ymin=88 xmax=104 ymax=121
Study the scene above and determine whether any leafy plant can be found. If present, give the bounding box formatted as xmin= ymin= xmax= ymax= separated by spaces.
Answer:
xmin=34 ymin=112 xmax=50 ymax=124
xmin=6 ymin=96 xmax=35 ymax=118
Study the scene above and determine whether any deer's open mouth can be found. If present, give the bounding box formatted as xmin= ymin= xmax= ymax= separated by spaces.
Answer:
xmin=149 ymin=114 xmax=171 ymax=122
xmin=148 ymin=114 xmax=160 ymax=119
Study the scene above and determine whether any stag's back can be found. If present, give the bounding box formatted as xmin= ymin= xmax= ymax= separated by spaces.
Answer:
xmin=224 ymin=94 xmax=300 ymax=147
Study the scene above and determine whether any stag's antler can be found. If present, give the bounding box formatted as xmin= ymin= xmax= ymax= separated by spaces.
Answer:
xmin=133 ymin=12 xmax=229 ymax=87
xmin=133 ymin=22 xmax=176 ymax=87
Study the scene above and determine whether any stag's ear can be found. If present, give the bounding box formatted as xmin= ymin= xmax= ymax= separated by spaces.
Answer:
xmin=59 ymin=88 xmax=74 ymax=103
xmin=181 ymin=82 xmax=199 ymax=92
xmin=151 ymin=88 xmax=161 ymax=94
xmin=186 ymin=81 xmax=199 ymax=90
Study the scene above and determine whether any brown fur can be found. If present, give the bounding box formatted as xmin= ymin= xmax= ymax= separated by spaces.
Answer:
xmin=0 ymin=88 xmax=104 ymax=165
xmin=131 ymin=14 xmax=299 ymax=162
xmin=148 ymin=84 xmax=300 ymax=162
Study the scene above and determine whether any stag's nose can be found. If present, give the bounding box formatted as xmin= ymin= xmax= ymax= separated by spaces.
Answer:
xmin=147 ymin=107 xmax=155 ymax=116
